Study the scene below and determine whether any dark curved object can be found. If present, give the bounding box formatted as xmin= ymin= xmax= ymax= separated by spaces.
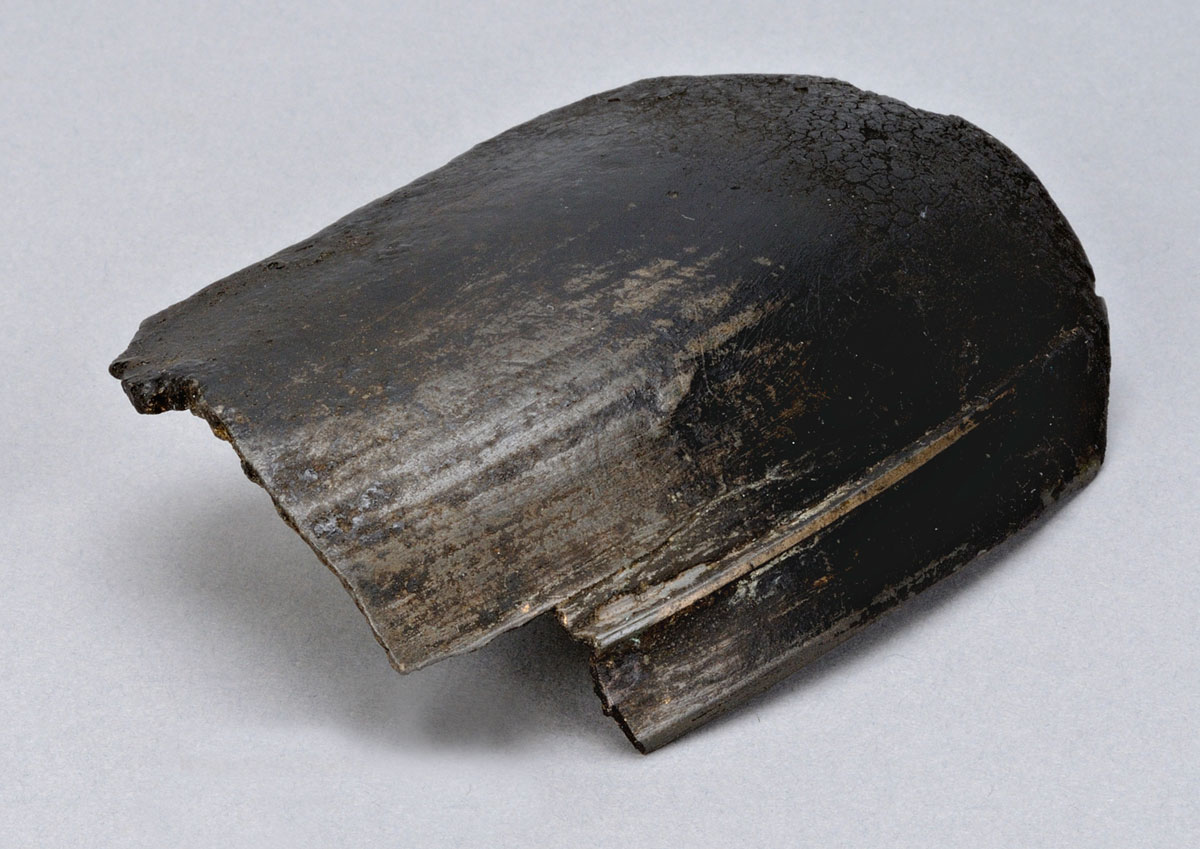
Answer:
xmin=111 ymin=75 xmax=1108 ymax=752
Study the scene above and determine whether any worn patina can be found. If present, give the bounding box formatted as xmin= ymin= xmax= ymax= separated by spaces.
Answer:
xmin=111 ymin=75 xmax=1109 ymax=751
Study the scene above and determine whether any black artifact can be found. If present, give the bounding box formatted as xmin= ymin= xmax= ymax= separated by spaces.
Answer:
xmin=111 ymin=75 xmax=1109 ymax=751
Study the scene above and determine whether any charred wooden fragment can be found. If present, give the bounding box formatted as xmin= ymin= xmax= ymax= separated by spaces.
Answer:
xmin=111 ymin=75 xmax=1108 ymax=752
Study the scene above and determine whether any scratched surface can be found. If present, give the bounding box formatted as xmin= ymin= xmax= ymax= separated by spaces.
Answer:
xmin=111 ymin=75 xmax=1108 ymax=749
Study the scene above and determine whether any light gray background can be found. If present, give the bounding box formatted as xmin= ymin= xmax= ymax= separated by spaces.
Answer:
xmin=3 ymin=1 xmax=1197 ymax=845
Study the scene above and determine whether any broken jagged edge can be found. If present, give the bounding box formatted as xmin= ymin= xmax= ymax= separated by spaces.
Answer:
xmin=111 ymin=75 xmax=1109 ymax=752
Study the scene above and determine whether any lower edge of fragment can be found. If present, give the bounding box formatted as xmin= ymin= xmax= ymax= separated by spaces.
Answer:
xmin=588 ymin=323 xmax=1107 ymax=752
xmin=588 ymin=658 xmax=650 ymax=754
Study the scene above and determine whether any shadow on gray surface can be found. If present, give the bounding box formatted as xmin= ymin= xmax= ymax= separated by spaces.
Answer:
xmin=111 ymin=445 xmax=1106 ymax=756
xmin=108 ymin=478 xmax=619 ymax=754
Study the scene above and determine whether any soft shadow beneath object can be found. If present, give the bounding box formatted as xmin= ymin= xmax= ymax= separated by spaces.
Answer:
xmin=112 ymin=478 xmax=619 ymax=754
xmin=113 ymin=458 xmax=1101 ymax=755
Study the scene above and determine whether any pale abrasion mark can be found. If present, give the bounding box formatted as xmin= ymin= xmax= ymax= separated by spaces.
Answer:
xmin=263 ymin=251 xmax=729 ymax=529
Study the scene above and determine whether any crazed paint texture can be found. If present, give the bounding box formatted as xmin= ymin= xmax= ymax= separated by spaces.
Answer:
xmin=112 ymin=75 xmax=1108 ymax=751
